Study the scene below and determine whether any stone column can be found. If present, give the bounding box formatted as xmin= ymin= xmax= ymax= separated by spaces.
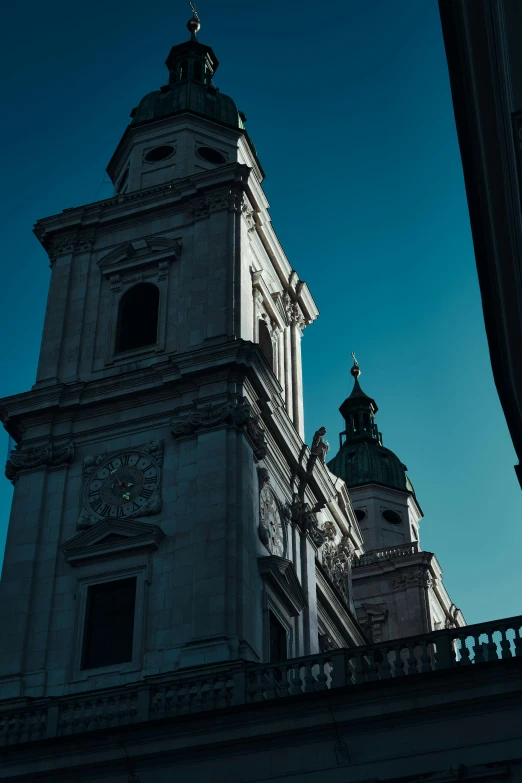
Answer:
xmin=290 ymin=309 xmax=305 ymax=439
xmin=284 ymin=326 xmax=293 ymax=414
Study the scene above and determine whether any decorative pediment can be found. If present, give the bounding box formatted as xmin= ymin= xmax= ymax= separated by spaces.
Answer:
xmin=258 ymin=556 xmax=307 ymax=616
xmin=60 ymin=518 xmax=166 ymax=566
xmin=97 ymin=236 xmax=181 ymax=277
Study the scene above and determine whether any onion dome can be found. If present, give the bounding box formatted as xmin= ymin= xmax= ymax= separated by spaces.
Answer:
xmin=327 ymin=356 xmax=415 ymax=494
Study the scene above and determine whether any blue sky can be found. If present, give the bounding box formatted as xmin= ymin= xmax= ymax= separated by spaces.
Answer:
xmin=1 ymin=0 xmax=520 ymax=626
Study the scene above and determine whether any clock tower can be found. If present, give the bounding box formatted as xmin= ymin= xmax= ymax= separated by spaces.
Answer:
xmin=0 ymin=11 xmax=365 ymax=700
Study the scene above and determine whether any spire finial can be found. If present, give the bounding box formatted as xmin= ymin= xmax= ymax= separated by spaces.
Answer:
xmin=351 ymin=351 xmax=361 ymax=379
xmin=187 ymin=2 xmax=201 ymax=39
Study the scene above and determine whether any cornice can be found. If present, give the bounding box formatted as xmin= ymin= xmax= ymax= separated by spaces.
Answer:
xmin=33 ymin=163 xmax=253 ymax=251
xmin=0 ymin=340 xmax=346 ymax=516
xmin=351 ymin=551 xmax=434 ymax=584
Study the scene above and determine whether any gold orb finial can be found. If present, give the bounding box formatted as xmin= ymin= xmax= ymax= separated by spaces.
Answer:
xmin=187 ymin=2 xmax=201 ymax=39
xmin=350 ymin=352 xmax=361 ymax=378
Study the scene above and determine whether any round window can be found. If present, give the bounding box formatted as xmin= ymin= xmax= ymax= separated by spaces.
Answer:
xmin=382 ymin=509 xmax=402 ymax=525
xmin=354 ymin=509 xmax=366 ymax=523
xmin=144 ymin=145 xmax=175 ymax=163
xmin=197 ymin=146 xmax=226 ymax=164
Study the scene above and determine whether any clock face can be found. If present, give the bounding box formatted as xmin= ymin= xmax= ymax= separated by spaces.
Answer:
xmin=260 ymin=485 xmax=284 ymax=557
xmin=85 ymin=451 xmax=160 ymax=520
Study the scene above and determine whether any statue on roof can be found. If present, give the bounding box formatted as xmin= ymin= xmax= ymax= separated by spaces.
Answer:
xmin=311 ymin=427 xmax=330 ymax=464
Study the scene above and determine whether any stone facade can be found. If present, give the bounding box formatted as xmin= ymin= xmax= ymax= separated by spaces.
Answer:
xmin=0 ymin=31 xmax=366 ymax=703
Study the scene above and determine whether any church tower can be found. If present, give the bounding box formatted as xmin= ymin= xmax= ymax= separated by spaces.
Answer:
xmin=0 ymin=10 xmax=366 ymax=701
xmin=328 ymin=358 xmax=465 ymax=642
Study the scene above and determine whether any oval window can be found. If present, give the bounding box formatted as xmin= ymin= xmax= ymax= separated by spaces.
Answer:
xmin=144 ymin=145 xmax=175 ymax=163
xmin=354 ymin=509 xmax=366 ymax=523
xmin=197 ymin=146 xmax=226 ymax=164
xmin=382 ymin=509 xmax=402 ymax=525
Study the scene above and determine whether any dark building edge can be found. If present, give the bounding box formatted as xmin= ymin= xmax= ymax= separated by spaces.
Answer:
xmin=438 ymin=0 xmax=522 ymax=488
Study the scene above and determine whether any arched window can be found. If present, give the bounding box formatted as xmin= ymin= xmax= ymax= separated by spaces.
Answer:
xmin=258 ymin=320 xmax=274 ymax=369
xmin=115 ymin=283 xmax=159 ymax=354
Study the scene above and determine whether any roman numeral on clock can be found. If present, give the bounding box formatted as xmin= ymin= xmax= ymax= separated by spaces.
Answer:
xmin=140 ymin=487 xmax=154 ymax=500
xmin=90 ymin=497 xmax=103 ymax=512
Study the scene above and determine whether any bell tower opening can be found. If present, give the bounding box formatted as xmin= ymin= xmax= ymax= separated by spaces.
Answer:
xmin=115 ymin=283 xmax=159 ymax=353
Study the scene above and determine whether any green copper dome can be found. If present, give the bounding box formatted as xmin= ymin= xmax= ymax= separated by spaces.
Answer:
xmin=132 ymin=82 xmax=245 ymax=130
xmin=327 ymin=357 xmax=415 ymax=495
xmin=328 ymin=440 xmax=414 ymax=493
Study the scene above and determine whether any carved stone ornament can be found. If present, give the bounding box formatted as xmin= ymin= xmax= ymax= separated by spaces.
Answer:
xmin=48 ymin=231 xmax=95 ymax=260
xmin=391 ymin=566 xmax=433 ymax=592
xmin=287 ymin=496 xmax=326 ymax=548
xmin=318 ymin=632 xmax=338 ymax=652
xmin=5 ymin=440 xmax=74 ymax=483
xmin=190 ymin=188 xmax=245 ymax=221
xmin=282 ymin=294 xmax=306 ymax=330
xmin=77 ymin=441 xmax=164 ymax=530
xmin=322 ymin=535 xmax=353 ymax=605
xmin=242 ymin=202 xmax=256 ymax=232
xmin=259 ymin=478 xmax=285 ymax=557
xmin=171 ymin=397 xmax=267 ymax=461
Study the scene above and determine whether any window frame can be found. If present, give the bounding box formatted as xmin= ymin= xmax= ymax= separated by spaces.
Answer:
xmin=115 ymin=282 xmax=161 ymax=355
xmin=262 ymin=590 xmax=294 ymax=662
xmin=81 ymin=575 xmax=137 ymax=671
xmin=68 ymin=564 xmax=148 ymax=683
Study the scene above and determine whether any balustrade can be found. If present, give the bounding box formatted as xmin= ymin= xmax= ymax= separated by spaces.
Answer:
xmin=0 ymin=615 xmax=520 ymax=746
xmin=354 ymin=542 xmax=420 ymax=567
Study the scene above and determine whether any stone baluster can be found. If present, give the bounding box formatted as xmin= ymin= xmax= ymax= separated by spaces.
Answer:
xmin=249 ymin=669 xmax=266 ymax=702
xmin=456 ymin=633 xmax=472 ymax=665
xmin=275 ymin=665 xmax=290 ymax=697
xmin=406 ymin=644 xmax=419 ymax=675
xmin=302 ymin=661 xmax=316 ymax=693
xmin=474 ymin=634 xmax=486 ymax=664
xmin=499 ymin=623 xmax=514 ymax=659
xmin=263 ymin=667 xmax=278 ymax=700
xmin=191 ymin=680 xmax=203 ymax=712
xmin=364 ymin=650 xmax=379 ymax=681
xmin=213 ymin=677 xmax=227 ymax=708
xmin=231 ymin=669 xmax=247 ymax=707
xmin=180 ymin=684 xmax=191 ymax=714
xmin=315 ymin=657 xmax=329 ymax=690
xmin=287 ymin=662 xmax=303 ymax=695
xmin=378 ymin=647 xmax=393 ymax=679
xmin=420 ymin=639 xmax=434 ymax=673
xmin=350 ymin=651 xmax=367 ymax=684
xmin=486 ymin=630 xmax=499 ymax=662
xmin=514 ymin=626 xmax=522 ymax=657
xmin=392 ymin=646 xmax=406 ymax=677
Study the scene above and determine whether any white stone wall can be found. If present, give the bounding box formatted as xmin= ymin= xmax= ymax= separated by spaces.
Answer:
xmin=0 ymin=109 xmax=360 ymax=702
